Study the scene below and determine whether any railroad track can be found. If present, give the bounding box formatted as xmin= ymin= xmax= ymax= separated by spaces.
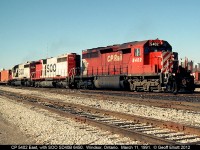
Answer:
xmin=11 ymin=86 xmax=200 ymax=112
xmin=77 ymin=90 xmax=200 ymax=112
xmin=79 ymin=89 xmax=200 ymax=101
xmin=0 ymin=90 xmax=200 ymax=145
xmin=2 ymin=85 xmax=200 ymax=102
xmin=3 ymin=85 xmax=200 ymax=101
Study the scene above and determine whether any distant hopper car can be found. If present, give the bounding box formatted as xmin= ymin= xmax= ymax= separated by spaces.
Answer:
xmin=0 ymin=69 xmax=11 ymax=84
xmin=195 ymin=71 xmax=200 ymax=81
xmin=194 ymin=71 xmax=200 ymax=86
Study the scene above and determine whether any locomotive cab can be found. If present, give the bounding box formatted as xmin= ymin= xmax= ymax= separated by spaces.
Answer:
xmin=143 ymin=40 xmax=183 ymax=91
xmin=143 ymin=39 xmax=173 ymax=74
xmin=10 ymin=62 xmax=32 ymax=86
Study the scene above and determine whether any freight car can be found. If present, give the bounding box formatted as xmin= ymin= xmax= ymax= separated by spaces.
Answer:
xmin=0 ymin=69 xmax=11 ymax=84
xmin=71 ymin=39 xmax=195 ymax=93
xmin=194 ymin=71 xmax=200 ymax=87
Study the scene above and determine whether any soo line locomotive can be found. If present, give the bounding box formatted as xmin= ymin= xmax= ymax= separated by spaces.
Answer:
xmin=0 ymin=39 xmax=195 ymax=93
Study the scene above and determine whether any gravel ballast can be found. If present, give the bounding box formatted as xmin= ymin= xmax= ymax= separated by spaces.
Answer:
xmin=1 ymin=86 xmax=200 ymax=144
xmin=0 ymin=96 xmax=140 ymax=145
xmin=0 ymin=86 xmax=199 ymax=127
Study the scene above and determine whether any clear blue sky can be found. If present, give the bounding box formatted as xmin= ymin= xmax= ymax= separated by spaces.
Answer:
xmin=0 ymin=0 xmax=200 ymax=69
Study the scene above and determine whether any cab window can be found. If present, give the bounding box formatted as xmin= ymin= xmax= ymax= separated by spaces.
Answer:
xmin=144 ymin=47 xmax=149 ymax=54
xmin=134 ymin=48 xmax=140 ymax=56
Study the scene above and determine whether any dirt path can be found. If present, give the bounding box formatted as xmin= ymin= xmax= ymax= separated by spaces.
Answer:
xmin=0 ymin=115 xmax=35 ymax=145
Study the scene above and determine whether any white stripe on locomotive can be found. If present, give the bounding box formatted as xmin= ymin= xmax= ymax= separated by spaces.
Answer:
xmin=161 ymin=52 xmax=173 ymax=73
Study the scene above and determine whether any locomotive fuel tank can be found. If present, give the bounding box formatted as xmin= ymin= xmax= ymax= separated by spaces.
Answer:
xmin=38 ymin=81 xmax=54 ymax=87
xmin=12 ymin=80 xmax=22 ymax=86
xmin=55 ymin=81 xmax=67 ymax=88
xmin=94 ymin=76 xmax=125 ymax=89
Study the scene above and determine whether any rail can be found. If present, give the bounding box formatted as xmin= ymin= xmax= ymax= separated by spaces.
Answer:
xmin=1 ymin=90 xmax=200 ymax=144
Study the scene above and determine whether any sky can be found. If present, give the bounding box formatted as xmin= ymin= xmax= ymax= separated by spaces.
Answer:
xmin=0 ymin=0 xmax=200 ymax=69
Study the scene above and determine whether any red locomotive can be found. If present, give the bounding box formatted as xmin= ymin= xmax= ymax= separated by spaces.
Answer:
xmin=29 ymin=53 xmax=80 ymax=88
xmin=71 ymin=39 xmax=195 ymax=93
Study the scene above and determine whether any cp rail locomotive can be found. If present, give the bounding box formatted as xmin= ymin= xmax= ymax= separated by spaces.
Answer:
xmin=0 ymin=39 xmax=195 ymax=93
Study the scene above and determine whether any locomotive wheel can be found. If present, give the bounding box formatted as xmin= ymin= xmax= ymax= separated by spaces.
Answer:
xmin=166 ymin=85 xmax=172 ymax=93
xmin=89 ymin=83 xmax=95 ymax=90
xmin=172 ymin=81 xmax=177 ymax=94
xmin=129 ymin=84 xmax=135 ymax=91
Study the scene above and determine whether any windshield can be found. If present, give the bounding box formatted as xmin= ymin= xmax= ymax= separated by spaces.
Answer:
xmin=144 ymin=40 xmax=172 ymax=54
